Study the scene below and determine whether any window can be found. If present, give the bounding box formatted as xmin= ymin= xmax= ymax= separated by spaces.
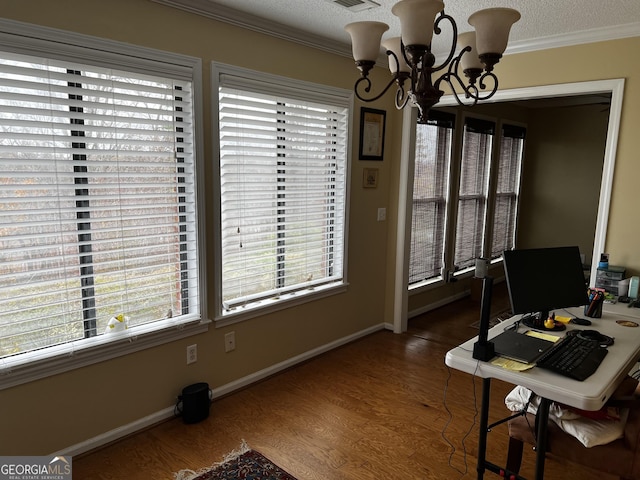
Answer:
xmin=491 ymin=124 xmax=526 ymax=258
xmin=454 ymin=118 xmax=495 ymax=271
xmin=407 ymin=110 xmax=525 ymax=290
xmin=214 ymin=64 xmax=350 ymax=319
xmin=0 ymin=23 xmax=204 ymax=383
xmin=409 ymin=111 xmax=454 ymax=284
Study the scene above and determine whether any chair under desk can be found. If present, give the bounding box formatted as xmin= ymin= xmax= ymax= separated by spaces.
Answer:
xmin=445 ymin=304 xmax=640 ymax=480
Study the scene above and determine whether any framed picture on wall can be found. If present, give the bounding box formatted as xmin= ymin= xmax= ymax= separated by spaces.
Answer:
xmin=359 ymin=107 xmax=386 ymax=160
xmin=363 ymin=167 xmax=379 ymax=188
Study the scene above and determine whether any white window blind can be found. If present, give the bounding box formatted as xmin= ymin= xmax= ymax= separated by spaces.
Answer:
xmin=454 ymin=117 xmax=495 ymax=270
xmin=409 ymin=110 xmax=454 ymax=284
xmin=217 ymin=72 xmax=348 ymax=313
xmin=491 ymin=124 xmax=526 ymax=258
xmin=0 ymin=51 xmax=199 ymax=364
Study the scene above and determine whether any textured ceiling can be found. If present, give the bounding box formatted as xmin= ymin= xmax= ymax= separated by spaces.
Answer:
xmin=159 ymin=0 xmax=640 ymax=55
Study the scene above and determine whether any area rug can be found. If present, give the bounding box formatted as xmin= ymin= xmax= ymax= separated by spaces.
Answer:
xmin=174 ymin=441 xmax=298 ymax=480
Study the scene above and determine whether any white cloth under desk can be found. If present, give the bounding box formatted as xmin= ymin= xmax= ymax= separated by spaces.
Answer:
xmin=445 ymin=305 xmax=640 ymax=411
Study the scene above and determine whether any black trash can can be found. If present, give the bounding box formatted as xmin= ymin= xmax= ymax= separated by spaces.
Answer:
xmin=178 ymin=382 xmax=211 ymax=424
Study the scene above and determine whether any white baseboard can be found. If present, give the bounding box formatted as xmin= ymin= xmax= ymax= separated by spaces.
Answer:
xmin=57 ymin=406 xmax=177 ymax=457
xmin=58 ymin=322 xmax=386 ymax=457
xmin=408 ymin=290 xmax=470 ymax=319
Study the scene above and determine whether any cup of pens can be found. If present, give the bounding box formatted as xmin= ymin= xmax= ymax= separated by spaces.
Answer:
xmin=585 ymin=288 xmax=604 ymax=318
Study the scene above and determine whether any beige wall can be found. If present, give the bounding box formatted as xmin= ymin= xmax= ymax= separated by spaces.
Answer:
xmin=518 ymin=103 xmax=609 ymax=258
xmin=1 ymin=0 xmax=640 ymax=455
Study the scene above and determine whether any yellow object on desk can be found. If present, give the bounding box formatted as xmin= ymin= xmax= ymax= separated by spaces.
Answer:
xmin=491 ymin=356 xmax=535 ymax=371
xmin=525 ymin=330 xmax=561 ymax=343
xmin=554 ymin=315 xmax=572 ymax=324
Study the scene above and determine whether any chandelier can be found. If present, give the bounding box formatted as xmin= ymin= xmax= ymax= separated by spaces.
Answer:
xmin=344 ymin=0 xmax=520 ymax=123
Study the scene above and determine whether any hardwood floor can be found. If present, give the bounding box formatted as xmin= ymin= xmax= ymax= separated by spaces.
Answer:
xmin=74 ymin=283 xmax=614 ymax=479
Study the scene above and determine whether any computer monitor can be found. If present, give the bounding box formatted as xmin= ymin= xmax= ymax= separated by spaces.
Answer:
xmin=503 ymin=246 xmax=589 ymax=321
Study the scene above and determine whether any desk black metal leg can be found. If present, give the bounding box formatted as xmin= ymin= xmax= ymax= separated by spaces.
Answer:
xmin=534 ymin=397 xmax=551 ymax=480
xmin=476 ymin=377 xmax=491 ymax=480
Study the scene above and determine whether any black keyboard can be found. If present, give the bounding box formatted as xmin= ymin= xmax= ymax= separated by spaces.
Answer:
xmin=536 ymin=334 xmax=608 ymax=381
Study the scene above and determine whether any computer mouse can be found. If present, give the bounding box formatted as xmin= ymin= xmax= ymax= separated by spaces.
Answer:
xmin=570 ymin=317 xmax=592 ymax=326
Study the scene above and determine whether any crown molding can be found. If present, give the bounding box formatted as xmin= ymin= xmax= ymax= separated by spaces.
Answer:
xmin=152 ymin=0 xmax=640 ymax=60
xmin=506 ymin=22 xmax=640 ymax=55
xmin=151 ymin=0 xmax=353 ymax=58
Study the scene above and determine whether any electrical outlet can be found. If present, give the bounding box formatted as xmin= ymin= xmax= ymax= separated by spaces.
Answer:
xmin=225 ymin=331 xmax=236 ymax=352
xmin=186 ymin=344 xmax=197 ymax=364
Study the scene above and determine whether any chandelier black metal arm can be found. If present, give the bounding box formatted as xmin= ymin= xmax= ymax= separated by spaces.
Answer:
xmin=429 ymin=11 xmax=458 ymax=74
xmin=352 ymin=55 xmax=410 ymax=107
xmin=434 ymin=46 xmax=500 ymax=107
xmin=405 ymin=47 xmax=444 ymax=123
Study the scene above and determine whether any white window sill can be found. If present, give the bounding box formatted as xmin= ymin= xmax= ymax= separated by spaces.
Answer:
xmin=408 ymin=277 xmax=443 ymax=294
xmin=0 ymin=318 xmax=211 ymax=391
xmin=215 ymin=282 xmax=348 ymax=327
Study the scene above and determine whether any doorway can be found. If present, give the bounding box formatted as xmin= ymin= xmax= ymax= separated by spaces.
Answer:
xmin=393 ymin=79 xmax=625 ymax=333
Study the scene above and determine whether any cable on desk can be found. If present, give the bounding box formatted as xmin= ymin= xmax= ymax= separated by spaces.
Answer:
xmin=519 ymin=389 xmax=539 ymax=445
xmin=504 ymin=319 xmax=521 ymax=332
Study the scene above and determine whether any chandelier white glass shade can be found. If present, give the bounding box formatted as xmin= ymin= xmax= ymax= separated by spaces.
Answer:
xmin=345 ymin=0 xmax=520 ymax=123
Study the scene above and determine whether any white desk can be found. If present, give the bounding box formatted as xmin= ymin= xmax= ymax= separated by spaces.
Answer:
xmin=445 ymin=306 xmax=640 ymax=479
xmin=602 ymin=300 xmax=640 ymax=319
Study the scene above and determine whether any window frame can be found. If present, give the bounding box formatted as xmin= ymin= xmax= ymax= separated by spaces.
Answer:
xmin=0 ymin=19 xmax=208 ymax=390
xmin=211 ymin=62 xmax=352 ymax=326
